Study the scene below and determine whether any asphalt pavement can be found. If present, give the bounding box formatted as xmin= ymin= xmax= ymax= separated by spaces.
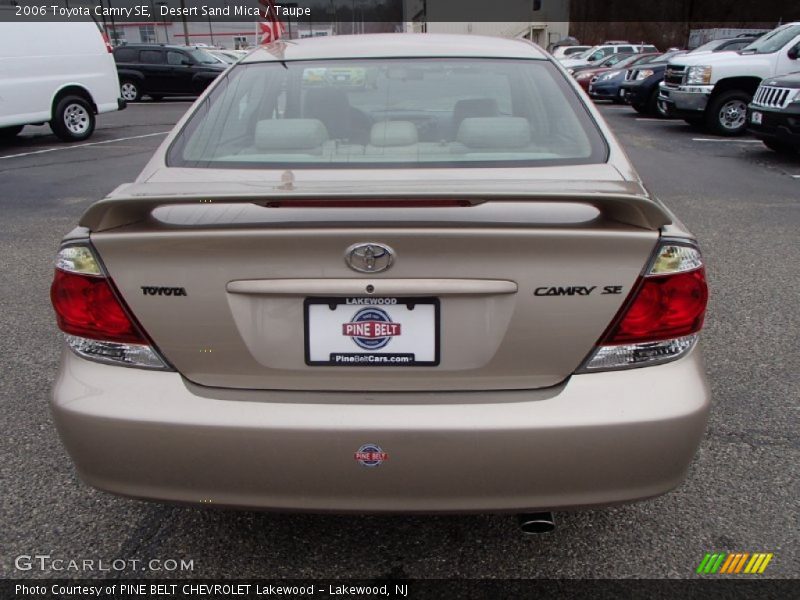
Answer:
xmin=0 ymin=100 xmax=798 ymax=580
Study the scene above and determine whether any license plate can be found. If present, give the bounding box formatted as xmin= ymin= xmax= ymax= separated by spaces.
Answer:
xmin=751 ymin=111 xmax=762 ymax=124
xmin=305 ymin=297 xmax=440 ymax=366
xmin=619 ymin=88 xmax=626 ymax=98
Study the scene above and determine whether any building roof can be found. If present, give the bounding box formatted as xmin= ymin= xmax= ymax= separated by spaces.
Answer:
xmin=242 ymin=33 xmax=547 ymax=62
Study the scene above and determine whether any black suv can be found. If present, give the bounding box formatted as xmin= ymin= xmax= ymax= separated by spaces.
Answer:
xmin=113 ymin=45 xmax=226 ymax=102
xmin=748 ymin=72 xmax=800 ymax=155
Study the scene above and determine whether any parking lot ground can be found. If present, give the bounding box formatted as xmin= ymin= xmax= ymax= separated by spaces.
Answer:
xmin=0 ymin=101 xmax=798 ymax=580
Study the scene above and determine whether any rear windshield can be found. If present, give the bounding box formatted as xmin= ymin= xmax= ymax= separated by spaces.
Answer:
xmin=167 ymin=58 xmax=607 ymax=169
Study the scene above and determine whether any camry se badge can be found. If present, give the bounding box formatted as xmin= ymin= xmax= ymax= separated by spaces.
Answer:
xmin=345 ymin=243 xmax=394 ymax=273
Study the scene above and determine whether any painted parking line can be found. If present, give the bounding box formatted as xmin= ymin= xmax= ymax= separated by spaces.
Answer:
xmin=0 ymin=131 xmax=169 ymax=160
xmin=691 ymin=138 xmax=763 ymax=143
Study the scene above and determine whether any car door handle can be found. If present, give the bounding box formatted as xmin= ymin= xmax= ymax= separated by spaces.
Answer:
xmin=226 ymin=279 xmax=518 ymax=296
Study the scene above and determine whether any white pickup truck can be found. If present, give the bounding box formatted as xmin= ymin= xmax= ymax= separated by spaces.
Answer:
xmin=659 ymin=22 xmax=800 ymax=135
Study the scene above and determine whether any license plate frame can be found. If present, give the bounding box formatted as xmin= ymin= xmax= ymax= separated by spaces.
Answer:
xmin=304 ymin=297 xmax=440 ymax=367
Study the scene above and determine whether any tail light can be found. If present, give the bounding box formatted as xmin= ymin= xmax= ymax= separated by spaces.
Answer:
xmin=50 ymin=244 xmax=170 ymax=370
xmin=579 ymin=240 xmax=708 ymax=372
xmin=101 ymin=32 xmax=113 ymax=53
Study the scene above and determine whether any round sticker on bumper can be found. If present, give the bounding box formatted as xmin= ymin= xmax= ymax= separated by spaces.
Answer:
xmin=354 ymin=444 xmax=388 ymax=467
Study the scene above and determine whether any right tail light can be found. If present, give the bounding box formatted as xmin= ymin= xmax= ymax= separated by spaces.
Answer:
xmin=579 ymin=240 xmax=708 ymax=372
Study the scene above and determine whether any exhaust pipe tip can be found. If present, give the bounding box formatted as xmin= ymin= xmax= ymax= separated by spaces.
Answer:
xmin=517 ymin=512 xmax=555 ymax=534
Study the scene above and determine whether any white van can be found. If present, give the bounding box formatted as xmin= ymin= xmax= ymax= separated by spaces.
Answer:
xmin=0 ymin=16 xmax=124 ymax=142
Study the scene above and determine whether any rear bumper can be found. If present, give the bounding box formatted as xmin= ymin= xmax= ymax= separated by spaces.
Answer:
xmin=51 ymin=347 xmax=710 ymax=512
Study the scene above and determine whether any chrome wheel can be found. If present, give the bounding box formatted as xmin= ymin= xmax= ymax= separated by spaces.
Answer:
xmin=63 ymin=103 xmax=90 ymax=135
xmin=718 ymin=99 xmax=747 ymax=131
xmin=121 ymin=82 xmax=138 ymax=101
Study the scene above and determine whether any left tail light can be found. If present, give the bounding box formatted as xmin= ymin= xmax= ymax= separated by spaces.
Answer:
xmin=50 ymin=244 xmax=170 ymax=370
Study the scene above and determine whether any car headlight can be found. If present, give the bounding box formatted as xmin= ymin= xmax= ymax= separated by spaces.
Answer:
xmin=685 ymin=66 xmax=712 ymax=85
xmin=790 ymin=89 xmax=800 ymax=103
xmin=576 ymin=72 xmax=593 ymax=80
xmin=635 ymin=69 xmax=655 ymax=81
xmin=599 ymin=70 xmax=621 ymax=81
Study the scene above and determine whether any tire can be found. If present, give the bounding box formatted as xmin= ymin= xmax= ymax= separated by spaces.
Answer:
xmin=645 ymin=88 xmax=661 ymax=116
xmin=50 ymin=95 xmax=95 ymax=142
xmin=632 ymin=103 xmax=650 ymax=115
xmin=706 ymin=90 xmax=751 ymax=136
xmin=0 ymin=125 xmax=23 ymax=139
xmin=763 ymin=140 xmax=799 ymax=155
xmin=120 ymin=80 xmax=141 ymax=103
xmin=656 ymin=97 xmax=675 ymax=119
xmin=683 ymin=117 xmax=705 ymax=130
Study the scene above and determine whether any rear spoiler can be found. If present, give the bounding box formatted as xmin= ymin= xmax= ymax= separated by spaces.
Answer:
xmin=80 ymin=183 xmax=673 ymax=232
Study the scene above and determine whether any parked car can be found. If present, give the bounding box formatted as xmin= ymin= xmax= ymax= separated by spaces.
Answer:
xmin=587 ymin=54 xmax=663 ymax=102
xmin=568 ymin=52 xmax=635 ymax=76
xmin=113 ymin=44 xmax=226 ymax=102
xmin=660 ymin=22 xmax=800 ymax=135
xmin=747 ymin=72 xmax=800 ymax=154
xmin=0 ymin=16 xmax=123 ymax=142
xmin=572 ymin=53 xmax=657 ymax=91
xmin=619 ymin=51 xmax=692 ymax=116
xmin=551 ymin=45 xmax=591 ymax=60
xmin=49 ymin=34 xmax=710 ymax=525
xmin=560 ymin=43 xmax=658 ymax=69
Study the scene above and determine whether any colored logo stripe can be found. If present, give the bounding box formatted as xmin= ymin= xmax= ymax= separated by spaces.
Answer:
xmin=697 ymin=552 xmax=773 ymax=574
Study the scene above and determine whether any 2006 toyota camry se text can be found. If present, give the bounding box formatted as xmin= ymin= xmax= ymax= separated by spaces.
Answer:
xmin=49 ymin=35 xmax=710 ymax=524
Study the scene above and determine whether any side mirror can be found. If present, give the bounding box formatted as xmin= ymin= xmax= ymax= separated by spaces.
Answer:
xmin=788 ymin=45 xmax=799 ymax=60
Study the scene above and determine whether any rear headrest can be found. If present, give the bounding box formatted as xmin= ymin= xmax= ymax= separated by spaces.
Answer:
xmin=456 ymin=117 xmax=531 ymax=149
xmin=453 ymin=98 xmax=499 ymax=127
xmin=369 ymin=121 xmax=418 ymax=147
xmin=254 ymin=119 xmax=328 ymax=151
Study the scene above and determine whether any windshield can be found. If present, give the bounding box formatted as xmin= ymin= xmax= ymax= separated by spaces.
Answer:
xmin=616 ymin=54 xmax=653 ymax=68
xmin=188 ymin=48 xmax=221 ymax=65
xmin=576 ymin=46 xmax=600 ymax=59
xmin=168 ymin=58 xmax=606 ymax=169
xmin=691 ymin=39 xmax=726 ymax=53
xmin=741 ymin=24 xmax=800 ymax=54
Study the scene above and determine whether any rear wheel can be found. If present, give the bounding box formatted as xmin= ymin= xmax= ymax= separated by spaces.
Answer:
xmin=0 ymin=125 xmax=23 ymax=139
xmin=50 ymin=95 xmax=95 ymax=142
xmin=763 ymin=140 xmax=799 ymax=155
xmin=706 ymin=90 xmax=750 ymax=136
xmin=120 ymin=80 xmax=141 ymax=103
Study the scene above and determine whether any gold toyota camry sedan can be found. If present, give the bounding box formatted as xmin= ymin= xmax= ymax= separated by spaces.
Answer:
xmin=49 ymin=34 xmax=710 ymax=530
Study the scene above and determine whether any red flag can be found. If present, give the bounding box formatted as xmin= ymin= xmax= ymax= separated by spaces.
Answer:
xmin=258 ymin=0 xmax=285 ymax=44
